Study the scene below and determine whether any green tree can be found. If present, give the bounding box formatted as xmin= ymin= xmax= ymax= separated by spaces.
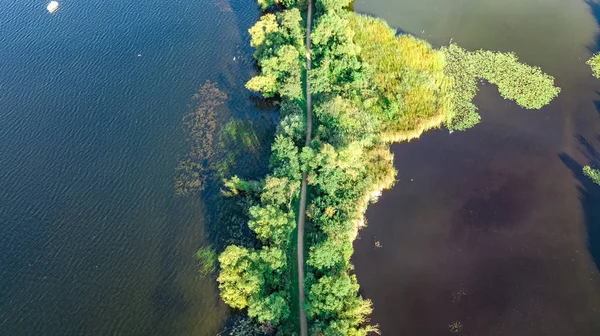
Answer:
xmin=247 ymin=10 xmax=305 ymax=99
xmin=587 ymin=53 xmax=600 ymax=78
xmin=270 ymin=135 xmax=302 ymax=181
xmin=584 ymin=166 xmax=600 ymax=185
xmin=310 ymin=13 xmax=365 ymax=95
xmin=314 ymin=97 xmax=377 ymax=146
xmin=248 ymin=291 xmax=291 ymax=324
xmin=307 ymin=238 xmax=352 ymax=270
xmin=248 ymin=204 xmax=295 ymax=245
xmin=218 ymin=246 xmax=262 ymax=309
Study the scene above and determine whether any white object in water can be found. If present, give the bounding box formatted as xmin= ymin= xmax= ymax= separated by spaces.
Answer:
xmin=47 ymin=1 xmax=59 ymax=13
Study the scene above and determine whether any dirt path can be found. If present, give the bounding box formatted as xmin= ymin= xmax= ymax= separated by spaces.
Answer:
xmin=297 ymin=0 xmax=312 ymax=335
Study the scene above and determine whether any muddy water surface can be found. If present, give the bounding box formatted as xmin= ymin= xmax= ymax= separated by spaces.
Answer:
xmin=353 ymin=0 xmax=600 ymax=334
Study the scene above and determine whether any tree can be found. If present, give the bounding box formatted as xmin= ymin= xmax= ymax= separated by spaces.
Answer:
xmin=247 ymin=10 xmax=305 ymax=99
xmin=587 ymin=53 xmax=600 ymax=78
xmin=306 ymin=273 xmax=359 ymax=319
xmin=314 ymin=97 xmax=377 ymax=146
xmin=584 ymin=166 xmax=600 ymax=185
xmin=307 ymin=238 xmax=352 ymax=270
xmin=248 ymin=204 xmax=295 ymax=245
xmin=270 ymin=135 xmax=301 ymax=181
xmin=310 ymin=13 xmax=365 ymax=95
xmin=218 ymin=246 xmax=262 ymax=309
xmin=248 ymin=291 xmax=290 ymax=324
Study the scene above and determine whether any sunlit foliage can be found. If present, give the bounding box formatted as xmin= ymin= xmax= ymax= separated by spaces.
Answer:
xmin=309 ymin=12 xmax=366 ymax=96
xmin=306 ymin=272 xmax=378 ymax=336
xmin=218 ymin=245 xmax=289 ymax=323
xmin=247 ymin=10 xmax=305 ymax=99
xmin=586 ymin=52 xmax=600 ymax=78
xmin=584 ymin=165 xmax=600 ymax=185
xmin=349 ymin=15 xmax=453 ymax=141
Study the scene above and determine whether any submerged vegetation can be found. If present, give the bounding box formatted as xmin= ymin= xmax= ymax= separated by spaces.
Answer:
xmin=196 ymin=246 xmax=218 ymax=278
xmin=175 ymin=81 xmax=228 ymax=195
xmin=587 ymin=52 xmax=600 ymax=78
xmin=215 ymin=0 xmax=560 ymax=334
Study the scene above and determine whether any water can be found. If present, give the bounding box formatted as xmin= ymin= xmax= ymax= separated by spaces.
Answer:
xmin=353 ymin=0 xmax=600 ymax=334
xmin=0 ymin=0 xmax=265 ymax=334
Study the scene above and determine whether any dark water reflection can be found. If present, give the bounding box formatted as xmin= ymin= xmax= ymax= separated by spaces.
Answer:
xmin=353 ymin=0 xmax=600 ymax=334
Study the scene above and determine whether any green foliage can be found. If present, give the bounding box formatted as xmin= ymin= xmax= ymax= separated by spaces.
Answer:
xmin=349 ymin=15 xmax=452 ymax=141
xmin=310 ymin=13 xmax=366 ymax=96
xmin=256 ymin=0 xmax=297 ymax=10
xmin=222 ymin=176 xmax=263 ymax=197
xmin=248 ymin=204 xmax=295 ymax=245
xmin=248 ymin=291 xmax=291 ymax=325
xmin=316 ymin=0 xmax=353 ymax=12
xmin=314 ymin=97 xmax=377 ymax=146
xmin=247 ymin=10 xmax=305 ymax=99
xmin=218 ymin=246 xmax=262 ymax=309
xmin=196 ymin=246 xmax=217 ymax=277
xmin=587 ymin=53 xmax=600 ymax=78
xmin=472 ymin=50 xmax=560 ymax=108
xmin=307 ymin=273 xmax=358 ymax=319
xmin=261 ymin=176 xmax=300 ymax=205
xmin=584 ymin=166 xmax=600 ymax=185
xmin=307 ymin=273 xmax=377 ymax=335
xmin=270 ymin=135 xmax=302 ymax=181
xmin=277 ymin=99 xmax=306 ymax=145
xmin=218 ymin=245 xmax=289 ymax=323
xmin=441 ymin=44 xmax=561 ymax=131
xmin=307 ymin=238 xmax=352 ymax=270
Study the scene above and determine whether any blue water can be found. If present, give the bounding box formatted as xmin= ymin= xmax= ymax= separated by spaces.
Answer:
xmin=0 ymin=0 xmax=262 ymax=334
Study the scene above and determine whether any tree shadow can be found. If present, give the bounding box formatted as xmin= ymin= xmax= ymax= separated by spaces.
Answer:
xmin=559 ymin=135 xmax=600 ymax=270
xmin=586 ymin=0 xmax=600 ymax=54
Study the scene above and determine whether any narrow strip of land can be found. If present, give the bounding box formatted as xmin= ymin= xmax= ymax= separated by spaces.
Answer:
xmin=297 ymin=0 xmax=312 ymax=335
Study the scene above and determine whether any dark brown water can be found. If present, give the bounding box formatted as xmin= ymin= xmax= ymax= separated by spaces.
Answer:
xmin=353 ymin=0 xmax=600 ymax=334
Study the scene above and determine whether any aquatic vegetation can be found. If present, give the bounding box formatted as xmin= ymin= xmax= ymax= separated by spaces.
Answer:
xmin=196 ymin=246 xmax=217 ymax=277
xmin=175 ymin=81 xmax=227 ymax=195
xmin=441 ymin=44 xmax=561 ymax=131
xmin=448 ymin=321 xmax=463 ymax=334
xmin=584 ymin=165 xmax=600 ymax=185
xmin=586 ymin=53 xmax=600 ymax=78
xmin=217 ymin=119 xmax=262 ymax=179
xmin=228 ymin=317 xmax=263 ymax=335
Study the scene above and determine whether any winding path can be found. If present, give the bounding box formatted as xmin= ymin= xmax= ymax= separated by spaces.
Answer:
xmin=297 ymin=0 xmax=312 ymax=335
